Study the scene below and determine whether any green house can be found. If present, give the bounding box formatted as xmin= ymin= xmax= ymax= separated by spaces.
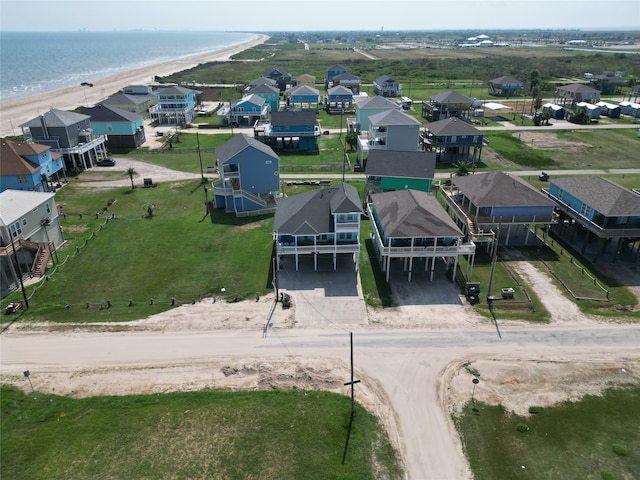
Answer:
xmin=364 ymin=150 xmax=436 ymax=200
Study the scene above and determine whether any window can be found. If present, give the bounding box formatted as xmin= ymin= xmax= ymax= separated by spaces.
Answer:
xmin=45 ymin=203 xmax=51 ymax=214
xmin=580 ymin=204 xmax=593 ymax=217
xmin=10 ymin=222 xmax=22 ymax=238
xmin=22 ymin=218 xmax=27 ymax=227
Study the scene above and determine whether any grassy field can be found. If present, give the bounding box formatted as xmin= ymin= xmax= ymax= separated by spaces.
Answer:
xmin=0 ymin=385 xmax=402 ymax=480
xmin=455 ymin=387 xmax=640 ymax=480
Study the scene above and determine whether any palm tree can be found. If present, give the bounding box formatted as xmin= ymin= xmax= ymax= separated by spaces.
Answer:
xmin=345 ymin=129 xmax=358 ymax=152
xmin=125 ymin=167 xmax=136 ymax=190
xmin=454 ymin=160 xmax=472 ymax=177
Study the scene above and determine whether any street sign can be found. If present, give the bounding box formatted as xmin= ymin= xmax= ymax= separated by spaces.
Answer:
xmin=472 ymin=378 xmax=479 ymax=384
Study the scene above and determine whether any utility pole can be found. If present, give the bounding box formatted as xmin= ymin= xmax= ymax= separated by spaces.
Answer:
xmin=11 ymin=239 xmax=29 ymax=309
xmin=344 ymin=332 xmax=361 ymax=419
xmin=196 ymin=132 xmax=204 ymax=183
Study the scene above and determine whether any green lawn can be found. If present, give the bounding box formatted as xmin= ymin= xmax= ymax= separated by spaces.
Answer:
xmin=456 ymin=388 xmax=640 ymax=480
xmin=1 ymin=385 xmax=402 ymax=480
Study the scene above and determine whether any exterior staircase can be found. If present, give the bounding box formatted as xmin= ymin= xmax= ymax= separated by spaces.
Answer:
xmin=31 ymin=243 xmax=51 ymax=277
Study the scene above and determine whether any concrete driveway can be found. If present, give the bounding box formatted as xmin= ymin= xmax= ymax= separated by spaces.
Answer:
xmin=277 ymin=254 xmax=367 ymax=327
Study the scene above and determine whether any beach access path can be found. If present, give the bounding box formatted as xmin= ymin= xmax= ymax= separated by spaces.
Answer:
xmin=0 ymin=34 xmax=270 ymax=138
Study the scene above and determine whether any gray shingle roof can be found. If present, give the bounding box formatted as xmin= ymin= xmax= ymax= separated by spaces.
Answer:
xmin=271 ymin=111 xmax=316 ymax=126
xmin=551 ymin=176 xmax=640 ymax=216
xmin=215 ymin=134 xmax=278 ymax=164
xmin=369 ymin=109 xmax=421 ymax=127
xmin=247 ymin=84 xmax=280 ymax=95
xmin=365 ymin=150 xmax=436 ymax=180
xmin=273 ymin=183 xmax=362 ymax=235
xmin=79 ymin=104 xmax=141 ymax=123
xmin=19 ymin=109 xmax=89 ymax=128
xmin=489 ymin=76 xmax=523 ymax=85
xmin=371 ymin=189 xmax=463 ymax=238
xmin=287 ymin=85 xmax=320 ymax=96
xmin=327 ymin=85 xmax=353 ymax=96
xmin=430 ymin=90 xmax=472 ymax=105
xmin=423 ymin=117 xmax=482 ymax=136
xmin=452 ymin=171 xmax=555 ymax=207
xmin=157 ymin=86 xmax=201 ymax=95
xmin=357 ymin=96 xmax=400 ymax=110
xmin=100 ymin=93 xmax=151 ymax=107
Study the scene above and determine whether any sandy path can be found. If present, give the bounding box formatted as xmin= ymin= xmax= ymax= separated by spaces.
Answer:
xmin=0 ymin=34 xmax=270 ymax=138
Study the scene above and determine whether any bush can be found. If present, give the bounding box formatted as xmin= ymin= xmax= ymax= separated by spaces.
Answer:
xmin=612 ymin=443 xmax=629 ymax=456
xmin=516 ymin=423 xmax=530 ymax=433
xmin=528 ymin=406 xmax=543 ymax=414
xmin=600 ymin=469 xmax=618 ymax=480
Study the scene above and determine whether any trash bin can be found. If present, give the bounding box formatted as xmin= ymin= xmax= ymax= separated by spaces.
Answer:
xmin=501 ymin=287 xmax=515 ymax=299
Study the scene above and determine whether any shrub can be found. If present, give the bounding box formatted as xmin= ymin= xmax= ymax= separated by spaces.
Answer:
xmin=528 ymin=406 xmax=543 ymax=414
xmin=612 ymin=443 xmax=629 ymax=456
xmin=600 ymin=469 xmax=618 ymax=480
xmin=516 ymin=423 xmax=530 ymax=433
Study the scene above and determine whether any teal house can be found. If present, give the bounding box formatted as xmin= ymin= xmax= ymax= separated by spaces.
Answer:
xmin=355 ymin=95 xmax=400 ymax=132
xmin=365 ymin=150 xmax=436 ymax=198
xmin=247 ymin=83 xmax=281 ymax=113
xmin=80 ymin=104 xmax=146 ymax=150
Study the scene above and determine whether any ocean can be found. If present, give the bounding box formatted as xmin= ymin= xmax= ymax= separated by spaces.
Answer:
xmin=0 ymin=31 xmax=257 ymax=102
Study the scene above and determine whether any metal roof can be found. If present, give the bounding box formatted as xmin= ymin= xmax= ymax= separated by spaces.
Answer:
xmin=0 ymin=190 xmax=55 ymax=226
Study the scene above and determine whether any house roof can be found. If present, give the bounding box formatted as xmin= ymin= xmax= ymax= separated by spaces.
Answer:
xmin=296 ymin=73 xmax=316 ymax=80
xmin=215 ymin=133 xmax=278 ymax=164
xmin=489 ymin=75 xmax=522 ymax=85
xmin=287 ymin=85 xmax=320 ymax=96
xmin=247 ymin=84 xmax=280 ymax=95
xmin=369 ymin=109 xmax=421 ymax=127
xmin=357 ymin=95 xmax=399 ymax=110
xmin=375 ymin=74 xmax=397 ymax=84
xmin=0 ymin=189 xmax=55 ymax=226
xmin=273 ymin=183 xmax=362 ymax=235
xmin=424 ymin=117 xmax=482 ymax=136
xmin=333 ymin=72 xmax=360 ymax=82
xmin=430 ymin=90 xmax=472 ymax=105
xmin=231 ymin=94 xmax=267 ymax=108
xmin=271 ymin=110 xmax=316 ymax=126
xmin=452 ymin=171 xmax=555 ymax=208
xmin=556 ymin=83 xmax=600 ymax=95
xmin=0 ymin=140 xmax=47 ymax=175
xmin=263 ymin=67 xmax=290 ymax=77
xmin=156 ymin=86 xmax=201 ymax=95
xmin=249 ymin=77 xmax=277 ymax=87
xmin=550 ymin=176 xmax=640 ymax=216
xmin=371 ymin=189 xmax=463 ymax=238
xmin=365 ymin=150 xmax=436 ymax=180
xmin=19 ymin=109 xmax=89 ymax=128
xmin=79 ymin=104 xmax=141 ymax=123
xmin=327 ymin=64 xmax=347 ymax=72
xmin=327 ymin=85 xmax=353 ymax=96
xmin=100 ymin=93 xmax=151 ymax=107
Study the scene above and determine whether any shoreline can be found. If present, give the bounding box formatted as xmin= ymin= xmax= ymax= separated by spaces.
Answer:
xmin=0 ymin=33 xmax=270 ymax=138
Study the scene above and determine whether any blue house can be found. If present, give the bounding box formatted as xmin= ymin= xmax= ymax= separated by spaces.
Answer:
xmin=442 ymin=171 xmax=556 ymax=247
xmin=273 ymin=183 xmax=362 ymax=271
xmin=263 ymin=67 xmax=291 ymax=91
xmin=367 ymin=189 xmax=474 ymax=283
xmin=79 ymin=104 xmax=146 ymax=150
xmin=149 ymin=86 xmax=199 ymax=125
xmin=286 ymin=85 xmax=320 ymax=110
xmin=355 ymin=95 xmax=400 ymax=132
xmin=545 ymin=176 xmax=640 ymax=262
xmin=421 ymin=117 xmax=484 ymax=163
xmin=326 ymin=85 xmax=354 ymax=113
xmin=0 ymin=140 xmax=66 ymax=192
xmin=224 ymin=94 xmax=270 ymax=127
xmin=325 ymin=64 xmax=348 ymax=89
xmin=212 ymin=134 xmax=280 ymax=215
xmin=254 ymin=111 xmax=321 ymax=152
xmin=247 ymin=83 xmax=281 ymax=113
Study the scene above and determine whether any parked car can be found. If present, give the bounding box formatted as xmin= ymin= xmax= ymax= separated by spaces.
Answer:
xmin=97 ymin=158 xmax=116 ymax=167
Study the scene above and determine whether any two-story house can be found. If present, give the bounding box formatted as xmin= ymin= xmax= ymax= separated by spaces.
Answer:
xmin=325 ymin=64 xmax=348 ymax=90
xmin=364 ymin=150 xmax=436 ymax=198
xmin=149 ymin=86 xmax=200 ymax=125
xmin=263 ymin=67 xmax=291 ymax=91
xmin=554 ymin=84 xmax=601 ymax=106
xmin=224 ymin=94 xmax=271 ymax=127
xmin=286 ymin=85 xmax=320 ymax=110
xmin=99 ymin=92 xmax=156 ymax=117
xmin=354 ymin=95 xmax=400 ymax=133
xmin=326 ymin=85 xmax=354 ymax=114
xmin=273 ymin=183 xmax=363 ymax=271
xmin=1 ymin=140 xmax=66 ymax=193
xmin=331 ymin=72 xmax=361 ymax=94
xmin=421 ymin=90 xmax=473 ymax=121
xmin=0 ymin=190 xmax=64 ymax=298
xmin=440 ymin=170 xmax=557 ymax=247
xmin=373 ymin=75 xmax=402 ymax=97
xmin=246 ymin=83 xmax=281 ymax=113
xmin=488 ymin=76 xmax=524 ymax=97
xmin=253 ymin=111 xmax=321 ymax=152
xmin=367 ymin=109 xmax=422 ymax=153
xmin=420 ymin=117 xmax=484 ymax=164
xmin=293 ymin=73 xmax=316 ymax=88
xmin=80 ymin=104 xmax=146 ymax=150
xmin=367 ymin=189 xmax=475 ymax=283
xmin=19 ymin=109 xmax=108 ymax=170
xmin=212 ymin=134 xmax=280 ymax=215
xmin=247 ymin=77 xmax=278 ymax=91
xmin=544 ymin=176 xmax=640 ymax=262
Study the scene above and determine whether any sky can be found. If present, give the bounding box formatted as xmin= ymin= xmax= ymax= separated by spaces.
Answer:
xmin=1 ymin=0 xmax=639 ymax=32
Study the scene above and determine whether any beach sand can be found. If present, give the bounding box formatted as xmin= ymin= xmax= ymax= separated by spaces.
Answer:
xmin=0 ymin=34 xmax=270 ymax=138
